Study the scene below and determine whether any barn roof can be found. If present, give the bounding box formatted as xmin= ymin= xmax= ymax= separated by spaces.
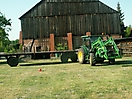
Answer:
xmin=19 ymin=0 xmax=118 ymax=19
xmin=42 ymin=0 xmax=99 ymax=2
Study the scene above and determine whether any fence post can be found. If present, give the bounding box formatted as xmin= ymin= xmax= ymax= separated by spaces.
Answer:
xmin=19 ymin=31 xmax=23 ymax=44
xmin=67 ymin=33 xmax=73 ymax=50
xmin=50 ymin=34 xmax=55 ymax=51
xmin=86 ymin=32 xmax=91 ymax=36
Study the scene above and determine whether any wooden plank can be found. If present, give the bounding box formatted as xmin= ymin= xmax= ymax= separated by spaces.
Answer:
xmin=80 ymin=15 xmax=85 ymax=35
xmin=38 ymin=3 xmax=42 ymax=16
xmin=26 ymin=18 xmax=30 ymax=38
xmin=84 ymin=14 xmax=88 ymax=33
xmin=39 ymin=18 xmax=42 ymax=39
xmin=54 ymin=16 xmax=58 ymax=37
xmin=45 ymin=17 xmax=49 ymax=37
xmin=71 ymin=15 xmax=74 ymax=34
xmin=63 ymin=16 xmax=67 ymax=36
xmin=37 ymin=18 xmax=40 ymax=38
xmin=72 ymin=15 xmax=76 ymax=35
xmin=49 ymin=3 xmax=53 ymax=16
xmin=28 ymin=18 xmax=32 ymax=38
xmin=41 ymin=17 xmax=46 ymax=38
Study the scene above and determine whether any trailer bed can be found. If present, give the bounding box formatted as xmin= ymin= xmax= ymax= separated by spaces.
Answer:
xmin=0 ymin=50 xmax=76 ymax=57
xmin=0 ymin=50 xmax=77 ymax=67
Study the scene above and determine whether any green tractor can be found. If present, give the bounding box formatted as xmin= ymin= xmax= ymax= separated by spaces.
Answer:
xmin=77 ymin=35 xmax=121 ymax=66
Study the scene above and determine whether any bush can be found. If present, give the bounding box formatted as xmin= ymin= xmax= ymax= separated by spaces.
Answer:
xmin=56 ymin=43 xmax=68 ymax=51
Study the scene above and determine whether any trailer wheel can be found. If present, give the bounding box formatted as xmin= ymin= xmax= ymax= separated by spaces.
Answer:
xmin=78 ymin=48 xmax=86 ymax=64
xmin=70 ymin=53 xmax=77 ymax=62
xmin=109 ymin=59 xmax=115 ymax=65
xmin=60 ymin=53 xmax=68 ymax=63
xmin=90 ymin=53 xmax=96 ymax=66
xmin=7 ymin=57 xmax=18 ymax=67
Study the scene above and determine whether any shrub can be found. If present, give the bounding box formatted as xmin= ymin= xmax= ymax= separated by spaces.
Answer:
xmin=56 ymin=43 xmax=68 ymax=51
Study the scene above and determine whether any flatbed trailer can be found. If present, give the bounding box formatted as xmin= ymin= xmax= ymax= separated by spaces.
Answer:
xmin=0 ymin=50 xmax=77 ymax=67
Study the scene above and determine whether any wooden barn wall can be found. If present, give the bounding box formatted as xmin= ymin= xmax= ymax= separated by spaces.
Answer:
xmin=72 ymin=36 xmax=83 ymax=49
xmin=20 ymin=1 xmax=121 ymax=51
xmin=21 ymin=13 xmax=120 ymax=39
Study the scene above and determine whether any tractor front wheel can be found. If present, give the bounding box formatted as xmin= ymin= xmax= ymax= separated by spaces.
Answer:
xmin=90 ymin=53 xmax=96 ymax=66
xmin=78 ymin=48 xmax=86 ymax=64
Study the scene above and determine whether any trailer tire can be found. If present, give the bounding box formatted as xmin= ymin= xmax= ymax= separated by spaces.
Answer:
xmin=70 ymin=53 xmax=77 ymax=62
xmin=7 ymin=57 xmax=18 ymax=67
xmin=90 ymin=53 xmax=96 ymax=66
xmin=60 ymin=53 xmax=68 ymax=63
xmin=109 ymin=59 xmax=115 ymax=65
xmin=78 ymin=48 xmax=86 ymax=64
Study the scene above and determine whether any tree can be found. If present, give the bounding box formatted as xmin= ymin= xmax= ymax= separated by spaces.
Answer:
xmin=0 ymin=12 xmax=11 ymax=51
xmin=124 ymin=25 xmax=132 ymax=37
xmin=117 ymin=2 xmax=125 ymax=37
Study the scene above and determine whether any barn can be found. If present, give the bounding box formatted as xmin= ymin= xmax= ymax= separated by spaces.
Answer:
xmin=19 ymin=0 xmax=121 ymax=52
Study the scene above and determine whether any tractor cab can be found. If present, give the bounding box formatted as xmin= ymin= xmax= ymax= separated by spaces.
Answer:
xmin=81 ymin=35 xmax=101 ymax=48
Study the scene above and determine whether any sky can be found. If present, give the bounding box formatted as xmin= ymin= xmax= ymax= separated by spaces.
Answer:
xmin=0 ymin=0 xmax=131 ymax=40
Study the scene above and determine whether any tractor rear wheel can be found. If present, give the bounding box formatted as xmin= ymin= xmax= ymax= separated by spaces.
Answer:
xmin=90 ymin=53 xmax=96 ymax=66
xmin=78 ymin=48 xmax=86 ymax=64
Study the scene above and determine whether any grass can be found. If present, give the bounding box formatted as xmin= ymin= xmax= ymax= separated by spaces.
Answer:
xmin=0 ymin=57 xmax=132 ymax=99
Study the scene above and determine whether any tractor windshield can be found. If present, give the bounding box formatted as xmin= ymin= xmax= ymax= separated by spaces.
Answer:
xmin=89 ymin=36 xmax=101 ymax=43
xmin=82 ymin=38 xmax=90 ymax=47
xmin=81 ymin=35 xmax=101 ymax=48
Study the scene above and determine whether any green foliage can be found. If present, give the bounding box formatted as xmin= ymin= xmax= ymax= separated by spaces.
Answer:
xmin=117 ymin=2 xmax=125 ymax=37
xmin=0 ymin=46 xmax=5 ymax=52
xmin=19 ymin=44 xmax=23 ymax=52
xmin=3 ymin=39 xmax=23 ymax=53
xmin=0 ymin=12 xmax=11 ymax=28
xmin=0 ymin=12 xmax=23 ymax=53
xmin=124 ymin=25 xmax=132 ymax=37
xmin=0 ymin=12 xmax=11 ymax=51
xmin=56 ymin=43 xmax=68 ymax=51
xmin=4 ymin=44 xmax=15 ymax=53
xmin=117 ymin=2 xmax=125 ymax=25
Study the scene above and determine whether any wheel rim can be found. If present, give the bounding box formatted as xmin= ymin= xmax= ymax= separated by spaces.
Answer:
xmin=78 ymin=51 xmax=83 ymax=62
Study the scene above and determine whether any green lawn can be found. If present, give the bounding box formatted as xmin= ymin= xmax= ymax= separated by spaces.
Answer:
xmin=0 ymin=57 xmax=132 ymax=99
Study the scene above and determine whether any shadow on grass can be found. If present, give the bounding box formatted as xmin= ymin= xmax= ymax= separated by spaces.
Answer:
xmin=20 ymin=59 xmax=132 ymax=67
xmin=0 ymin=59 xmax=132 ymax=67
xmin=85 ymin=59 xmax=132 ymax=67
xmin=0 ymin=61 xmax=7 ymax=65
xmin=116 ymin=60 xmax=132 ymax=67
xmin=116 ymin=60 xmax=132 ymax=65
xmin=19 ymin=61 xmax=75 ymax=67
